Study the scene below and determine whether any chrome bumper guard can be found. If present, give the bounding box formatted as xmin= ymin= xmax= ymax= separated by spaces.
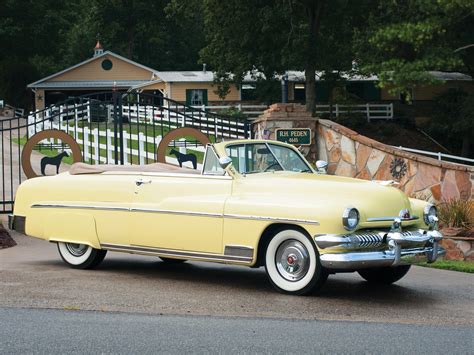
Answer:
xmin=315 ymin=229 xmax=444 ymax=270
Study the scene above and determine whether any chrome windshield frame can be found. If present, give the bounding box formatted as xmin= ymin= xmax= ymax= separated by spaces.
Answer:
xmin=224 ymin=141 xmax=314 ymax=175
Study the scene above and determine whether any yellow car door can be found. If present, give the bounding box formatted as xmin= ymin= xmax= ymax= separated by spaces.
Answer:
xmin=130 ymin=172 xmax=232 ymax=254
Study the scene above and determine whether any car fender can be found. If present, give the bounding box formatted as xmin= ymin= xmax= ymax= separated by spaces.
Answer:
xmin=43 ymin=212 xmax=101 ymax=249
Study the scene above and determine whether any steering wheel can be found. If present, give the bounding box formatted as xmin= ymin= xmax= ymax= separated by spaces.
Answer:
xmin=264 ymin=162 xmax=282 ymax=172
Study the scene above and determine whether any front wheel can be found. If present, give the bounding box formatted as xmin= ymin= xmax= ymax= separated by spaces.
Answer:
xmin=57 ymin=242 xmax=107 ymax=269
xmin=265 ymin=229 xmax=327 ymax=295
xmin=358 ymin=265 xmax=411 ymax=284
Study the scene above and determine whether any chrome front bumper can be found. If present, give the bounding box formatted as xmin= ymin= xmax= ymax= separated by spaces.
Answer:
xmin=315 ymin=229 xmax=444 ymax=270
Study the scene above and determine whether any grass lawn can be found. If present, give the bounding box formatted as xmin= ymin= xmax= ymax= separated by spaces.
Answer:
xmin=415 ymin=259 xmax=474 ymax=273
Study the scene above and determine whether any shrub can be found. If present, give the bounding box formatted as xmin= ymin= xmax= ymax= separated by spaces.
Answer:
xmin=219 ymin=106 xmax=247 ymax=120
xmin=438 ymin=198 xmax=474 ymax=229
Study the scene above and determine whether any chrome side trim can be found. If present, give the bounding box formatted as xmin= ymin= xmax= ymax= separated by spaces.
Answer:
xmin=30 ymin=203 xmax=319 ymax=225
xmin=101 ymin=243 xmax=253 ymax=264
xmin=367 ymin=216 xmax=419 ymax=222
xmin=31 ymin=204 xmax=129 ymax=211
xmin=224 ymin=245 xmax=254 ymax=258
xmin=130 ymin=207 xmax=222 ymax=218
xmin=224 ymin=214 xmax=319 ymax=226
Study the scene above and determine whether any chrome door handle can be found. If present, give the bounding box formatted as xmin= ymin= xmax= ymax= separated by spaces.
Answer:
xmin=135 ymin=178 xmax=152 ymax=186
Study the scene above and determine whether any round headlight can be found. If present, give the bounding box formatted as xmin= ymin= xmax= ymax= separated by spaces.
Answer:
xmin=343 ymin=207 xmax=360 ymax=230
xmin=423 ymin=204 xmax=438 ymax=226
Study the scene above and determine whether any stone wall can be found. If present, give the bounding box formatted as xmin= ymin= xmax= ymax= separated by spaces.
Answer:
xmin=253 ymin=103 xmax=319 ymax=163
xmin=317 ymin=119 xmax=474 ymax=203
xmin=253 ymin=103 xmax=473 ymax=203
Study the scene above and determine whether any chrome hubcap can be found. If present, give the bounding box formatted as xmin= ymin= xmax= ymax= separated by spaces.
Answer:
xmin=65 ymin=243 xmax=88 ymax=257
xmin=275 ymin=240 xmax=310 ymax=282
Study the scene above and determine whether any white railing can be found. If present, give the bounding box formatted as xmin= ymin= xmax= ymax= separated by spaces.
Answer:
xmin=123 ymin=104 xmax=249 ymax=139
xmin=393 ymin=146 xmax=474 ymax=165
xmin=191 ymin=104 xmax=268 ymax=117
xmin=315 ymin=103 xmax=394 ymax=121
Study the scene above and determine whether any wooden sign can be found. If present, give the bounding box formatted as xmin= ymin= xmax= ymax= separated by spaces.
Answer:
xmin=275 ymin=128 xmax=312 ymax=146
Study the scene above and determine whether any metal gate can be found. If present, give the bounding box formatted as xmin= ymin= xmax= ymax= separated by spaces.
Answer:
xmin=0 ymin=91 xmax=251 ymax=213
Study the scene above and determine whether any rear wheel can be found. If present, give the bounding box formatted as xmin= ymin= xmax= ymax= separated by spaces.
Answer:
xmin=358 ymin=265 xmax=411 ymax=284
xmin=57 ymin=242 xmax=107 ymax=269
xmin=264 ymin=229 xmax=327 ymax=295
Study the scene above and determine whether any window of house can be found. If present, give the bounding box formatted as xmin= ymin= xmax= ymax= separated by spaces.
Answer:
xmin=186 ymin=89 xmax=208 ymax=106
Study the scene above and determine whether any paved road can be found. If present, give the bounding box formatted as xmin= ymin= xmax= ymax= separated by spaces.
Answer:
xmin=0 ymin=307 xmax=471 ymax=354
xmin=1 ymin=231 xmax=473 ymax=326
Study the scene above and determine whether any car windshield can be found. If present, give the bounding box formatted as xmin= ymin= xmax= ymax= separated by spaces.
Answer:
xmin=225 ymin=143 xmax=312 ymax=174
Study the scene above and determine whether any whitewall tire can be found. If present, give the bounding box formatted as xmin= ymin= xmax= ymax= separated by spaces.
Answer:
xmin=57 ymin=242 xmax=107 ymax=269
xmin=265 ymin=229 xmax=327 ymax=295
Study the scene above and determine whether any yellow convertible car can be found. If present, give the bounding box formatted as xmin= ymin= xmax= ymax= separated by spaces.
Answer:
xmin=9 ymin=139 xmax=444 ymax=295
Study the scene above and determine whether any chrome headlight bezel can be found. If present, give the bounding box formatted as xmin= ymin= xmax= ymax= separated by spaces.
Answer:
xmin=423 ymin=204 xmax=438 ymax=227
xmin=342 ymin=207 xmax=360 ymax=231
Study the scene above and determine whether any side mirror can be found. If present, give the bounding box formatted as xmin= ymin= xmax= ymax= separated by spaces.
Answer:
xmin=218 ymin=156 xmax=232 ymax=169
xmin=315 ymin=160 xmax=328 ymax=174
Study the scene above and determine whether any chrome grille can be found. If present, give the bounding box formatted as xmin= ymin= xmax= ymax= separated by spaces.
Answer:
xmin=346 ymin=233 xmax=383 ymax=248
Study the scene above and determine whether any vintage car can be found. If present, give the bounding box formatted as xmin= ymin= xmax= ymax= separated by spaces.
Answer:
xmin=9 ymin=139 xmax=444 ymax=295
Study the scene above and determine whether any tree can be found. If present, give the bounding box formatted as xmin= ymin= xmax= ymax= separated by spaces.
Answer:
xmin=0 ymin=0 xmax=83 ymax=107
xmin=354 ymin=0 xmax=474 ymax=157
xmin=354 ymin=0 xmax=474 ymax=95
xmin=200 ymin=0 xmax=370 ymax=112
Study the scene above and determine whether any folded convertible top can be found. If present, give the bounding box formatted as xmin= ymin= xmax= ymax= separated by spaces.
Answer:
xmin=69 ymin=162 xmax=200 ymax=175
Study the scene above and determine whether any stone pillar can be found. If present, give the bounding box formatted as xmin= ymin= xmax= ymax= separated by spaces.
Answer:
xmin=253 ymin=103 xmax=318 ymax=163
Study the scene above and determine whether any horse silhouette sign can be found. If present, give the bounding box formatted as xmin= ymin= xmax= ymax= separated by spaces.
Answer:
xmin=40 ymin=151 xmax=69 ymax=175
xmin=21 ymin=130 xmax=82 ymax=179
xmin=169 ymin=149 xmax=197 ymax=169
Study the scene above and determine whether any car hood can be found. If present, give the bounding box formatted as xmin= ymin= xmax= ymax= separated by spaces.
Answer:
xmin=232 ymin=171 xmax=416 ymax=229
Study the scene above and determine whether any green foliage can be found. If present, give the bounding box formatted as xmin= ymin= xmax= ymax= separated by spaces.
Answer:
xmin=199 ymin=0 xmax=371 ymax=109
xmin=428 ymin=89 xmax=474 ymax=157
xmin=354 ymin=0 xmax=474 ymax=96
xmin=415 ymin=259 xmax=474 ymax=273
xmin=219 ymin=107 xmax=247 ymax=120
xmin=438 ymin=198 xmax=474 ymax=229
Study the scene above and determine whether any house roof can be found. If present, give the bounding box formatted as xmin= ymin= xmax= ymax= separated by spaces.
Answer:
xmin=152 ymin=70 xmax=472 ymax=84
xmin=154 ymin=71 xmax=215 ymax=82
xmin=27 ymin=51 xmax=158 ymax=88
xmin=31 ymin=80 xmax=150 ymax=89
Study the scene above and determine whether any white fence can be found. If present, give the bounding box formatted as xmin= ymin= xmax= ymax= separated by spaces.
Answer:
xmin=122 ymin=104 xmax=249 ymax=140
xmin=191 ymin=104 xmax=268 ymax=118
xmin=30 ymin=102 xmax=250 ymax=140
xmin=314 ymin=103 xmax=394 ymax=121
xmin=27 ymin=117 xmax=205 ymax=168
xmin=393 ymin=146 xmax=473 ymax=165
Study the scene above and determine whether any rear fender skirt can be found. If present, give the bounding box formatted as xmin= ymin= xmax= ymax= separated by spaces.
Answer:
xmin=43 ymin=212 xmax=101 ymax=249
